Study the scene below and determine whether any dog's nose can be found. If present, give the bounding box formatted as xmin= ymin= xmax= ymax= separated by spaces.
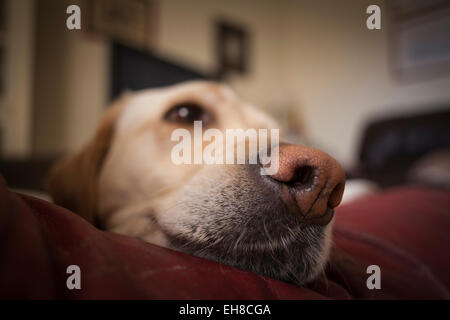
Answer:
xmin=269 ymin=144 xmax=345 ymax=226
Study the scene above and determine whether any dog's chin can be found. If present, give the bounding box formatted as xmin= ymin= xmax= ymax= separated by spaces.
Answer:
xmin=162 ymin=222 xmax=332 ymax=285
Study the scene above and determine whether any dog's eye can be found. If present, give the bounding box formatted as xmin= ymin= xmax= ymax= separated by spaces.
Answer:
xmin=164 ymin=102 xmax=212 ymax=125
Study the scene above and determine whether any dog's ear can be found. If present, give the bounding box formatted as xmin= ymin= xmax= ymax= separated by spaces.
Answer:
xmin=47 ymin=94 xmax=129 ymax=224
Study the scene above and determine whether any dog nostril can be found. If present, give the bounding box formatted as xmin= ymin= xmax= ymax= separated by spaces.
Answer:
xmin=292 ymin=166 xmax=314 ymax=185
xmin=328 ymin=182 xmax=345 ymax=209
xmin=269 ymin=144 xmax=346 ymax=225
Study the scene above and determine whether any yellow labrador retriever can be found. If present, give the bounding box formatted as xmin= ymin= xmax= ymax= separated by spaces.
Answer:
xmin=48 ymin=81 xmax=345 ymax=284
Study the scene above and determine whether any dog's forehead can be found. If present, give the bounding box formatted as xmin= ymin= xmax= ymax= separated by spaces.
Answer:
xmin=116 ymin=81 xmax=237 ymax=131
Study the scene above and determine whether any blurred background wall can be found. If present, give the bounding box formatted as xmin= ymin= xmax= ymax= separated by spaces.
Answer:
xmin=156 ymin=0 xmax=450 ymax=166
xmin=1 ymin=0 xmax=449 ymax=170
xmin=32 ymin=0 xmax=109 ymax=157
xmin=0 ymin=0 xmax=35 ymax=158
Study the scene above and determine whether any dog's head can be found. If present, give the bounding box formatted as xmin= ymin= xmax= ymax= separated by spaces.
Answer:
xmin=48 ymin=81 xmax=345 ymax=284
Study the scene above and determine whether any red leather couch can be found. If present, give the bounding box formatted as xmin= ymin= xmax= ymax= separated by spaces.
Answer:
xmin=1 ymin=175 xmax=449 ymax=299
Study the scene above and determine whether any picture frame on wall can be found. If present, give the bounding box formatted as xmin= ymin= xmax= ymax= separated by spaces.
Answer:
xmin=87 ymin=0 xmax=157 ymax=51
xmin=214 ymin=19 xmax=250 ymax=79
xmin=389 ymin=0 xmax=450 ymax=81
